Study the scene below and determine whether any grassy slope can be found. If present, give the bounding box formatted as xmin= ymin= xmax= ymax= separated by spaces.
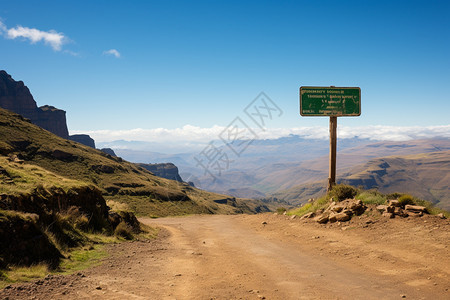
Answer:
xmin=0 ymin=108 xmax=265 ymax=216
xmin=0 ymin=156 xmax=89 ymax=195
xmin=273 ymin=151 xmax=450 ymax=210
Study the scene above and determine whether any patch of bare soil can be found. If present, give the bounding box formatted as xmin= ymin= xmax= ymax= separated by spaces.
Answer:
xmin=1 ymin=213 xmax=449 ymax=299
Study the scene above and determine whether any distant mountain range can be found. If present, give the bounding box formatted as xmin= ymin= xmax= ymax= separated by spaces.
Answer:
xmin=107 ymin=136 xmax=450 ymax=206
xmin=274 ymin=150 xmax=450 ymax=210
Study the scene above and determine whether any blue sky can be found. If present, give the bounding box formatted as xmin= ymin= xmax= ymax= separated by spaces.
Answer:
xmin=0 ymin=0 xmax=449 ymax=144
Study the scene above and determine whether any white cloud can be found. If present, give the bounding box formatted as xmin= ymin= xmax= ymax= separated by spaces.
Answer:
xmin=103 ymin=49 xmax=121 ymax=58
xmin=72 ymin=125 xmax=225 ymax=145
xmin=3 ymin=22 xmax=66 ymax=51
xmin=0 ymin=20 xmax=6 ymax=32
xmin=71 ymin=124 xmax=450 ymax=145
xmin=63 ymin=50 xmax=80 ymax=57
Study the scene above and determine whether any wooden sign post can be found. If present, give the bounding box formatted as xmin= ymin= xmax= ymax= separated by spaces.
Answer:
xmin=300 ymin=86 xmax=361 ymax=192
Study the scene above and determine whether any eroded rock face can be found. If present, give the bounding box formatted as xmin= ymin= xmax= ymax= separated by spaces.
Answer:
xmin=138 ymin=163 xmax=183 ymax=182
xmin=100 ymin=148 xmax=116 ymax=156
xmin=0 ymin=70 xmax=69 ymax=139
xmin=0 ymin=71 xmax=36 ymax=113
xmin=69 ymin=134 xmax=96 ymax=148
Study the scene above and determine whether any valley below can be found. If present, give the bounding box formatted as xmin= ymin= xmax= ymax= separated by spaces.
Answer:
xmin=2 ymin=213 xmax=448 ymax=300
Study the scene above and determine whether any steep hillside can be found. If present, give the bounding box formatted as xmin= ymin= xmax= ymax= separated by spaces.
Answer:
xmin=0 ymin=107 xmax=268 ymax=216
xmin=274 ymin=151 xmax=450 ymax=210
xmin=0 ymin=155 xmax=109 ymax=268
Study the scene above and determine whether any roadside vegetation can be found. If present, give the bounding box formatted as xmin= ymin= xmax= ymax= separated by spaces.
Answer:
xmin=0 ymin=156 xmax=157 ymax=288
xmin=289 ymin=184 xmax=450 ymax=218
xmin=0 ymin=225 xmax=158 ymax=289
xmin=0 ymin=212 xmax=158 ymax=289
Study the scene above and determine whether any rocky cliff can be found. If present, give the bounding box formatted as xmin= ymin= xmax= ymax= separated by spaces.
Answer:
xmin=101 ymin=148 xmax=117 ymax=156
xmin=69 ymin=134 xmax=96 ymax=148
xmin=138 ymin=163 xmax=183 ymax=182
xmin=0 ymin=70 xmax=69 ymax=139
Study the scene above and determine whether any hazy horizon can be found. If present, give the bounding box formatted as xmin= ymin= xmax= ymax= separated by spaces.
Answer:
xmin=77 ymin=124 xmax=450 ymax=154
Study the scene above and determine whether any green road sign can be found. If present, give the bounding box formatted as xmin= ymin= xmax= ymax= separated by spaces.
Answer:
xmin=300 ymin=86 xmax=361 ymax=116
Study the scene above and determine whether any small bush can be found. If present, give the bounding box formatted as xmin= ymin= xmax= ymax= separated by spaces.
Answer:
xmin=114 ymin=221 xmax=133 ymax=240
xmin=386 ymin=192 xmax=403 ymax=200
xmin=398 ymin=194 xmax=415 ymax=206
xmin=328 ymin=184 xmax=358 ymax=201
xmin=59 ymin=207 xmax=90 ymax=232
xmin=414 ymin=198 xmax=450 ymax=217
xmin=356 ymin=191 xmax=387 ymax=205
xmin=276 ymin=207 xmax=287 ymax=214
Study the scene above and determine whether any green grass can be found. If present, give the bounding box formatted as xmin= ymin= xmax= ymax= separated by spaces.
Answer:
xmin=0 ymin=226 xmax=159 ymax=288
xmin=288 ymin=195 xmax=329 ymax=217
xmin=0 ymin=264 xmax=49 ymax=289
xmin=59 ymin=244 xmax=107 ymax=274
xmin=413 ymin=198 xmax=450 ymax=218
xmin=0 ymin=157 xmax=88 ymax=195
xmin=1 ymin=244 xmax=107 ymax=288
xmin=356 ymin=191 xmax=387 ymax=205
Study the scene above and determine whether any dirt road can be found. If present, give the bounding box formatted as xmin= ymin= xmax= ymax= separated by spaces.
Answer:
xmin=1 ymin=214 xmax=449 ymax=299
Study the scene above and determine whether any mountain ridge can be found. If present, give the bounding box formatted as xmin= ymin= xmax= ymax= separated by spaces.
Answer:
xmin=0 ymin=70 xmax=96 ymax=148
xmin=0 ymin=107 xmax=269 ymax=216
xmin=273 ymin=150 xmax=450 ymax=210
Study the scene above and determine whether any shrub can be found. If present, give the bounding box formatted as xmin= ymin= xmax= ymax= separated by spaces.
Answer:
xmin=328 ymin=184 xmax=358 ymax=201
xmin=398 ymin=194 xmax=415 ymax=206
xmin=276 ymin=207 xmax=287 ymax=214
xmin=386 ymin=192 xmax=403 ymax=200
xmin=61 ymin=206 xmax=90 ymax=232
xmin=114 ymin=221 xmax=133 ymax=240
xmin=356 ymin=191 xmax=387 ymax=205
xmin=413 ymin=198 xmax=450 ymax=217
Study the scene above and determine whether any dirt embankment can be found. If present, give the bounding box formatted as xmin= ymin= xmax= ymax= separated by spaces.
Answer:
xmin=1 ymin=213 xmax=449 ymax=300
